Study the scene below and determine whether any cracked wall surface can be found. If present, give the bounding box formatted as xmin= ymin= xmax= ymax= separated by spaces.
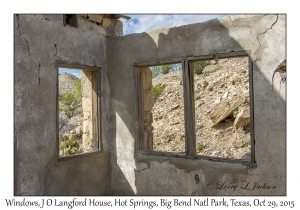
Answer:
xmin=14 ymin=14 xmax=121 ymax=195
xmin=107 ymin=14 xmax=286 ymax=195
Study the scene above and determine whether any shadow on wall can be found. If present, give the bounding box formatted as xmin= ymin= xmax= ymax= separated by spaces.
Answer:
xmin=108 ymin=15 xmax=286 ymax=195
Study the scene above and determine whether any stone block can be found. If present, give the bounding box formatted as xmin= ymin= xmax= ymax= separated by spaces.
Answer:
xmin=234 ymin=107 xmax=250 ymax=127
xmin=82 ymin=97 xmax=92 ymax=119
xmin=82 ymin=120 xmax=89 ymax=134
xmin=102 ymin=18 xmax=111 ymax=29
xmin=209 ymin=96 xmax=245 ymax=126
xmin=87 ymin=15 xmax=104 ymax=23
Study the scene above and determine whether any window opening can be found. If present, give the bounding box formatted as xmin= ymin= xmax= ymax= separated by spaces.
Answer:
xmin=138 ymin=63 xmax=185 ymax=154
xmin=192 ymin=56 xmax=251 ymax=160
xmin=64 ymin=14 xmax=78 ymax=28
xmin=58 ymin=68 xmax=99 ymax=157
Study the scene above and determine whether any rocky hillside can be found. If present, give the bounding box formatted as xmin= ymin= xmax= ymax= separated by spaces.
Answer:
xmin=58 ymin=72 xmax=79 ymax=97
xmin=152 ymin=57 xmax=251 ymax=160
xmin=58 ymin=73 xmax=83 ymax=149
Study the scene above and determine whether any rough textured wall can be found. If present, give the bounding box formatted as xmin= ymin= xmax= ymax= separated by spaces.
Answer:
xmin=107 ymin=15 xmax=286 ymax=195
xmin=14 ymin=14 xmax=114 ymax=195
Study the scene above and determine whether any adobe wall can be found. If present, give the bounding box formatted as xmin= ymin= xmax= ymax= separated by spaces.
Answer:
xmin=14 ymin=14 xmax=122 ymax=195
xmin=107 ymin=15 xmax=286 ymax=195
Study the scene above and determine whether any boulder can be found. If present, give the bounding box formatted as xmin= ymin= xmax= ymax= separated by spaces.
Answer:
xmin=209 ymin=96 xmax=245 ymax=127
xmin=234 ymin=107 xmax=250 ymax=127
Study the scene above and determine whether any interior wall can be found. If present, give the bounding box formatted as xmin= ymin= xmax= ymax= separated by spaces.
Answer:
xmin=14 ymin=14 xmax=114 ymax=195
xmin=107 ymin=14 xmax=286 ymax=195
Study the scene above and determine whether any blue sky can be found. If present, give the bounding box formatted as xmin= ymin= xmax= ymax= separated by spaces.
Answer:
xmin=123 ymin=14 xmax=228 ymax=35
xmin=59 ymin=68 xmax=82 ymax=78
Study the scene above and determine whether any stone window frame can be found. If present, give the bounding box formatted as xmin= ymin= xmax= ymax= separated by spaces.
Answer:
xmin=56 ymin=62 xmax=102 ymax=161
xmin=134 ymin=51 xmax=255 ymax=166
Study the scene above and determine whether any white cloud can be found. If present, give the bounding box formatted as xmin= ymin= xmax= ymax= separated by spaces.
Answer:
xmin=123 ymin=14 xmax=228 ymax=35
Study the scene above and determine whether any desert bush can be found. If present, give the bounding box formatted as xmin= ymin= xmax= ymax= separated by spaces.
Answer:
xmin=233 ymin=138 xmax=250 ymax=148
xmin=59 ymin=135 xmax=83 ymax=156
xmin=161 ymin=64 xmax=173 ymax=74
xmin=197 ymin=142 xmax=205 ymax=151
xmin=59 ymin=91 xmax=81 ymax=118
xmin=151 ymin=83 xmax=167 ymax=101
xmin=194 ymin=60 xmax=211 ymax=75
xmin=212 ymin=64 xmax=224 ymax=72
xmin=73 ymin=79 xmax=82 ymax=100
xmin=59 ymin=78 xmax=82 ymax=118
xmin=151 ymin=64 xmax=179 ymax=77
xmin=240 ymin=138 xmax=251 ymax=147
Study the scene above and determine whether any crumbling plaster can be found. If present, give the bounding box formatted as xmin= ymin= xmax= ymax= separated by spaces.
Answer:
xmin=107 ymin=14 xmax=286 ymax=195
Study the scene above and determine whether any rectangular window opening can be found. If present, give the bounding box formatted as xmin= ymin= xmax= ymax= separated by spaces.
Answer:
xmin=58 ymin=67 xmax=99 ymax=158
xmin=138 ymin=63 xmax=185 ymax=154
xmin=192 ymin=56 xmax=252 ymax=161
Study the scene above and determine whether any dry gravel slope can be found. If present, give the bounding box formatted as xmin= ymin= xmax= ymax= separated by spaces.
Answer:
xmin=152 ymin=57 xmax=251 ymax=160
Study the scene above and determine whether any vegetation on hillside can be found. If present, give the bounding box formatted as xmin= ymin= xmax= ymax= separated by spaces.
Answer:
xmin=151 ymin=64 xmax=180 ymax=78
xmin=59 ymin=78 xmax=82 ymax=118
xmin=59 ymin=135 xmax=83 ymax=156
xmin=194 ymin=60 xmax=211 ymax=74
xmin=151 ymin=83 xmax=167 ymax=102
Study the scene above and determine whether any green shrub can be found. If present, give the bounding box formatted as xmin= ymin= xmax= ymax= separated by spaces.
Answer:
xmin=197 ymin=142 xmax=205 ymax=151
xmin=151 ymin=83 xmax=167 ymax=101
xmin=240 ymin=138 xmax=251 ymax=147
xmin=194 ymin=60 xmax=211 ymax=74
xmin=73 ymin=79 xmax=82 ymax=101
xmin=151 ymin=64 xmax=179 ymax=77
xmin=59 ymin=135 xmax=83 ymax=156
xmin=59 ymin=78 xmax=82 ymax=118
xmin=59 ymin=91 xmax=81 ymax=118
xmin=233 ymin=138 xmax=250 ymax=148
xmin=161 ymin=64 xmax=173 ymax=74
xmin=212 ymin=64 xmax=224 ymax=72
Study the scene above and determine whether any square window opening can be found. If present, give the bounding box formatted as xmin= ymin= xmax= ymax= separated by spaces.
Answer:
xmin=58 ymin=67 xmax=100 ymax=158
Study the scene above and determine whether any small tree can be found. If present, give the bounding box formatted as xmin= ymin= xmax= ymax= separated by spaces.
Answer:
xmin=194 ymin=60 xmax=211 ymax=74
xmin=59 ymin=91 xmax=81 ymax=118
xmin=73 ymin=79 xmax=82 ymax=101
xmin=59 ymin=78 xmax=82 ymax=118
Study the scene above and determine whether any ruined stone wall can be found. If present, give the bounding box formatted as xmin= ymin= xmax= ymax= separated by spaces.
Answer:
xmin=14 ymin=14 xmax=122 ymax=195
xmin=107 ymin=15 xmax=286 ymax=195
